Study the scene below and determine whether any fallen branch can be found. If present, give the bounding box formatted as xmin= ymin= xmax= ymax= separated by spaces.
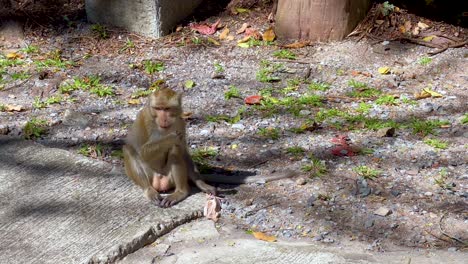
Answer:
xmin=439 ymin=212 xmax=468 ymax=246
xmin=429 ymin=39 xmax=468 ymax=56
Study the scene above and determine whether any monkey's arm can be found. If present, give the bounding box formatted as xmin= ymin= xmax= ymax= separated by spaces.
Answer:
xmin=140 ymin=133 xmax=179 ymax=162
xmin=199 ymin=169 xmax=297 ymax=184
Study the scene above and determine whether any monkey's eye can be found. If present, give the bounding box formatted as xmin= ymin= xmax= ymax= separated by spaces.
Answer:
xmin=154 ymin=107 xmax=170 ymax=111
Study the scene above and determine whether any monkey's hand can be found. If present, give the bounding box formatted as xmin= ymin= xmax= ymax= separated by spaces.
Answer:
xmin=159 ymin=190 xmax=188 ymax=208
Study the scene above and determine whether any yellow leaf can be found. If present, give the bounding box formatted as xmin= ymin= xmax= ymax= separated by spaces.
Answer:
xmin=237 ymin=42 xmax=250 ymax=48
xmin=219 ymin=28 xmax=230 ymax=40
xmin=207 ymin=37 xmax=220 ymax=45
xmin=378 ymin=67 xmax=391 ymax=75
xmin=375 ymin=20 xmax=384 ymax=25
xmin=262 ymin=27 xmax=276 ymax=42
xmin=128 ymin=99 xmax=141 ymax=105
xmin=237 ymin=36 xmax=251 ymax=44
xmin=236 ymin=23 xmax=249 ymax=34
xmin=6 ymin=52 xmax=21 ymax=59
xmin=253 ymin=232 xmax=277 ymax=242
xmin=399 ymin=25 xmax=406 ymax=33
xmin=226 ymin=35 xmax=235 ymax=41
xmin=423 ymin=35 xmax=436 ymax=42
xmin=423 ymin=88 xmax=443 ymax=98
xmin=4 ymin=104 xmax=24 ymax=112
xmin=231 ymin=144 xmax=238 ymax=149
xmin=414 ymin=91 xmax=431 ymax=100
xmin=236 ymin=8 xmax=250 ymax=13
xmin=417 ymin=22 xmax=429 ymax=30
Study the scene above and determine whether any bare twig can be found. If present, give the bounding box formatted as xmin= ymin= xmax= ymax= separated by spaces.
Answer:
xmin=439 ymin=212 xmax=468 ymax=246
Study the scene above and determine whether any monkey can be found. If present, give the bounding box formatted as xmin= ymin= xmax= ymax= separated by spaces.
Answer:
xmin=123 ymin=87 xmax=296 ymax=208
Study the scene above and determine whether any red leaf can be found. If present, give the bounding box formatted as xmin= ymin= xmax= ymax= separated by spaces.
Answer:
xmin=244 ymin=95 xmax=263 ymax=105
xmin=330 ymin=135 xmax=355 ymax=156
xmin=190 ymin=19 xmax=220 ymax=35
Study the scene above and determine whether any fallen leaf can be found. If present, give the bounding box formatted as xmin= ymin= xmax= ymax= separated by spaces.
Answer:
xmin=252 ymin=232 xmax=277 ymax=242
xmin=262 ymin=27 xmax=276 ymax=42
xmin=207 ymin=37 xmax=220 ymax=45
xmin=236 ymin=23 xmax=249 ymax=34
xmin=6 ymin=52 xmax=21 ymax=59
xmin=236 ymin=8 xmax=250 ymax=13
xmin=204 ymin=194 xmax=221 ymax=222
xmin=412 ymin=26 xmax=420 ymax=36
xmin=417 ymin=22 xmax=429 ymax=30
xmin=330 ymin=135 xmax=355 ymax=157
xmin=237 ymin=42 xmax=250 ymax=48
xmin=127 ymin=99 xmax=141 ymax=105
xmin=189 ymin=19 xmax=220 ymax=35
xmin=414 ymin=91 xmax=431 ymax=100
xmin=423 ymin=88 xmax=443 ymax=98
xmin=244 ymin=95 xmax=263 ymax=105
xmin=237 ymin=35 xmax=252 ymax=44
xmin=375 ymin=20 xmax=384 ymax=25
xmin=219 ymin=28 xmax=230 ymax=40
xmin=378 ymin=67 xmax=391 ymax=75
xmin=404 ymin=21 xmax=412 ymax=31
xmin=423 ymin=35 xmax=436 ymax=42
xmin=4 ymin=104 xmax=24 ymax=112
xmin=245 ymin=28 xmax=261 ymax=39
xmin=282 ymin=41 xmax=310 ymax=49
xmin=184 ymin=80 xmax=195 ymax=89
xmin=181 ymin=112 xmax=193 ymax=119
xmin=399 ymin=25 xmax=406 ymax=34
xmin=226 ymin=35 xmax=235 ymax=41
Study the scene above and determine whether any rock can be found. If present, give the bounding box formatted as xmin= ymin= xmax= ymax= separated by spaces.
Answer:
xmin=295 ymin=177 xmax=307 ymax=185
xmin=0 ymin=125 xmax=8 ymax=135
xmin=299 ymin=110 xmax=311 ymax=116
xmin=356 ymin=178 xmax=371 ymax=197
xmin=322 ymin=238 xmax=335 ymax=243
xmin=447 ymin=247 xmax=458 ymax=252
xmin=390 ymin=189 xmax=401 ymax=197
xmin=62 ymin=110 xmax=91 ymax=128
xmin=376 ymin=127 xmax=395 ymax=137
xmin=199 ymin=129 xmax=210 ymax=136
xmin=424 ymin=191 xmax=433 ymax=196
xmin=421 ymin=102 xmax=434 ymax=113
xmin=231 ymin=123 xmax=245 ymax=130
xmin=365 ymin=218 xmax=375 ymax=228
xmin=307 ymin=195 xmax=316 ymax=207
xmin=211 ymin=73 xmax=225 ymax=79
xmin=374 ymin=207 xmax=392 ymax=216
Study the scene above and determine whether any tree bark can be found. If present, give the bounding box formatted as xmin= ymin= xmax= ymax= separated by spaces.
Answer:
xmin=275 ymin=0 xmax=371 ymax=41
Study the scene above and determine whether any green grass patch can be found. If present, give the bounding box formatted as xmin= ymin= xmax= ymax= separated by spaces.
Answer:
xmin=224 ymin=85 xmax=241 ymax=100
xmin=273 ymin=49 xmax=296 ymax=60
xmin=409 ymin=118 xmax=449 ymax=136
xmin=356 ymin=102 xmax=372 ymax=114
xmin=91 ymin=24 xmax=109 ymax=39
xmin=424 ymin=138 xmax=448 ymax=149
xmin=33 ymin=95 xmax=64 ymax=109
xmin=353 ymin=165 xmax=380 ymax=179
xmin=257 ymin=127 xmax=280 ymax=140
xmin=23 ymin=118 xmax=47 ymax=139
xmin=256 ymin=60 xmax=283 ymax=82
xmin=302 ymin=157 xmax=327 ymax=178
xmin=143 ymin=60 xmax=164 ymax=74
xmin=214 ymin=62 xmax=225 ymax=73
xmin=308 ymin=81 xmax=330 ymax=91
xmin=418 ymin=56 xmax=432 ymax=66
xmin=375 ymin=95 xmax=398 ymax=105
xmin=461 ymin=113 xmax=468 ymax=124
xmin=286 ymin=146 xmax=305 ymax=157
xmin=191 ymin=147 xmax=218 ymax=173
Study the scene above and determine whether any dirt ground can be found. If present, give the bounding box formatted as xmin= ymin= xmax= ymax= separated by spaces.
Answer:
xmin=0 ymin=1 xmax=467 ymax=253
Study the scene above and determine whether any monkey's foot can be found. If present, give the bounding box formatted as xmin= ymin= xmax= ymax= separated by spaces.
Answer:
xmin=159 ymin=191 xmax=188 ymax=208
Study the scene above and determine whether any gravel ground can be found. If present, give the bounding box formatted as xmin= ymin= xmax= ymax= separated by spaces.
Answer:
xmin=0 ymin=4 xmax=467 ymax=252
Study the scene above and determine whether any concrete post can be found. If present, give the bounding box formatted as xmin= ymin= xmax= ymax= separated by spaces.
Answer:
xmin=86 ymin=0 xmax=203 ymax=38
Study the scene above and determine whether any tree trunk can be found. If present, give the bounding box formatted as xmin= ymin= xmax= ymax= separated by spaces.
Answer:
xmin=275 ymin=0 xmax=371 ymax=41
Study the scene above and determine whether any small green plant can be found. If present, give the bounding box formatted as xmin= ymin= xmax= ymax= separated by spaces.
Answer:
xmin=91 ymin=24 xmax=109 ymax=39
xmin=111 ymin=149 xmax=124 ymax=159
xmin=257 ymin=127 xmax=280 ymax=140
xmin=23 ymin=118 xmax=47 ymax=139
xmin=33 ymin=95 xmax=64 ymax=109
xmin=191 ymin=147 xmax=218 ymax=173
xmin=224 ymin=85 xmax=241 ymax=100
xmin=401 ymin=96 xmax=418 ymax=106
xmin=410 ymin=118 xmax=449 ymax=136
xmin=308 ymin=81 xmax=330 ymax=91
xmin=256 ymin=60 xmax=283 ymax=82
xmin=206 ymin=107 xmax=245 ymax=124
xmin=0 ymin=57 xmax=24 ymax=69
xmin=302 ymin=157 xmax=327 ymax=178
xmin=286 ymin=146 xmax=305 ymax=158
xmin=214 ymin=62 xmax=224 ymax=73
xmin=119 ymin=38 xmax=135 ymax=53
xmin=11 ymin=72 xmax=31 ymax=80
xmin=297 ymin=94 xmax=324 ymax=107
xmin=434 ymin=168 xmax=453 ymax=190
xmin=375 ymin=95 xmax=398 ymax=105
xmin=461 ymin=113 xmax=468 ymax=124
xmin=424 ymin=138 xmax=448 ymax=149
xmin=0 ymin=104 xmax=5 ymax=111
xmin=78 ymin=144 xmax=104 ymax=158
xmin=90 ymin=85 xmax=114 ymax=97
xmin=356 ymin=102 xmax=372 ymax=114
xmin=20 ymin=45 xmax=40 ymax=54
xmin=143 ymin=60 xmax=164 ymax=74
xmin=418 ymin=56 xmax=432 ymax=66
xmin=315 ymin=108 xmax=347 ymax=122
xmin=348 ymin=79 xmax=368 ymax=89
xmin=381 ymin=1 xmax=395 ymax=16
xmin=353 ymin=165 xmax=380 ymax=180
xmin=131 ymin=89 xmax=153 ymax=99
xmin=273 ymin=49 xmax=296 ymax=60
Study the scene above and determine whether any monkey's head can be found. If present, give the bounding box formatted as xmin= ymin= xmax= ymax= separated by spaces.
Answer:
xmin=149 ymin=88 xmax=183 ymax=130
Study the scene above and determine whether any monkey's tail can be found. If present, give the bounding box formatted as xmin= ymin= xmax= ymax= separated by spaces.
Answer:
xmin=200 ymin=169 xmax=297 ymax=184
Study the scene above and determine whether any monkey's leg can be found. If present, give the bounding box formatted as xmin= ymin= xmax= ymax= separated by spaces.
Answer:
xmin=123 ymin=145 xmax=163 ymax=204
xmin=159 ymin=146 xmax=190 ymax=208
xmin=185 ymin=152 xmax=217 ymax=195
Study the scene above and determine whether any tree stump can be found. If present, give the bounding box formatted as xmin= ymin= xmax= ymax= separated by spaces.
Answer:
xmin=275 ymin=0 xmax=371 ymax=41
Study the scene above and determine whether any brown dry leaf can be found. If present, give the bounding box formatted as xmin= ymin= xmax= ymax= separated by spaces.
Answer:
xmin=204 ymin=194 xmax=221 ymax=222
xmin=252 ymin=232 xmax=277 ymax=242
xmin=236 ymin=23 xmax=249 ymax=34
xmin=181 ymin=111 xmax=193 ymax=119
xmin=282 ymin=41 xmax=310 ymax=49
xmin=219 ymin=27 xmax=230 ymax=40
xmin=226 ymin=35 xmax=235 ymax=41
xmin=262 ymin=27 xmax=276 ymax=42
xmin=237 ymin=35 xmax=252 ymax=44
xmin=128 ymin=99 xmax=141 ymax=105
xmin=4 ymin=104 xmax=24 ymax=112
xmin=375 ymin=20 xmax=384 ymax=25
xmin=399 ymin=25 xmax=406 ymax=34
xmin=417 ymin=22 xmax=429 ymax=30
xmin=404 ymin=21 xmax=412 ymax=31
xmin=245 ymin=28 xmax=262 ymax=39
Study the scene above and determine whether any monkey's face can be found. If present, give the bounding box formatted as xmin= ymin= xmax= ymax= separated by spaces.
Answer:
xmin=149 ymin=89 xmax=182 ymax=130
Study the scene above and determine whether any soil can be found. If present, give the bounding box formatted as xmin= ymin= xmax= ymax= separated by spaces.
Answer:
xmin=0 ymin=1 xmax=467 ymax=253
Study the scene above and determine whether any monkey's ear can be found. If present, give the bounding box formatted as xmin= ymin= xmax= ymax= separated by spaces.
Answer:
xmin=176 ymin=92 xmax=183 ymax=104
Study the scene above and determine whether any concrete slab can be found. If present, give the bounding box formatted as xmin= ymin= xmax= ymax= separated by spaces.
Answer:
xmin=0 ymin=136 xmax=205 ymax=263
xmin=85 ymin=0 xmax=203 ymax=38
